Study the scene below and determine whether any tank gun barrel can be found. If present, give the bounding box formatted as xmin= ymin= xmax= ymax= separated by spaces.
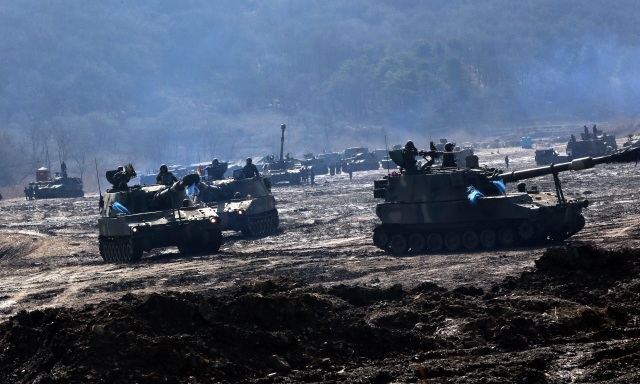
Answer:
xmin=279 ymin=124 xmax=286 ymax=163
xmin=498 ymin=147 xmax=640 ymax=183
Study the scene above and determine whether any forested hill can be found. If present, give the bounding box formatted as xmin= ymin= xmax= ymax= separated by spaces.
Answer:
xmin=1 ymin=0 xmax=639 ymax=187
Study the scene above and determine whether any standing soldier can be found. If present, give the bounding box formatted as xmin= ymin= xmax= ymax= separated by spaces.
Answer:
xmin=310 ymin=167 xmax=316 ymax=186
xmin=347 ymin=163 xmax=353 ymax=180
xmin=504 ymin=155 xmax=509 ymax=169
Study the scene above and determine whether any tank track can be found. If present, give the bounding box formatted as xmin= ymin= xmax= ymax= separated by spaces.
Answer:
xmin=373 ymin=214 xmax=585 ymax=255
xmin=242 ymin=210 xmax=279 ymax=237
xmin=99 ymin=236 xmax=143 ymax=263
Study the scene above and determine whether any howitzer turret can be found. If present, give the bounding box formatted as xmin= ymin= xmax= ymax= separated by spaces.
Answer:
xmin=372 ymin=146 xmax=640 ymax=255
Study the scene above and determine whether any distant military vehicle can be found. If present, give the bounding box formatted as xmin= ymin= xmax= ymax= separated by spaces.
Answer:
xmin=262 ymin=124 xmax=302 ymax=185
xmin=317 ymin=152 xmax=342 ymax=166
xmin=622 ymin=134 xmax=640 ymax=149
xmin=98 ymin=173 xmax=222 ymax=262
xmin=566 ymin=125 xmax=617 ymax=159
xmin=197 ymin=172 xmax=278 ymax=236
xmin=30 ymin=163 xmax=84 ymax=199
xmin=300 ymin=153 xmax=328 ymax=175
xmin=341 ymin=147 xmax=379 ymax=172
xmin=343 ymin=152 xmax=379 ymax=172
xmin=372 ymin=146 xmax=640 ymax=254
xmin=380 ymin=155 xmax=396 ymax=171
xmin=534 ymin=148 xmax=570 ymax=166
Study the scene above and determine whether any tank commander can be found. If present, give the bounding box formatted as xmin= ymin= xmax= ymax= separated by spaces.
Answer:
xmin=156 ymin=164 xmax=178 ymax=186
xmin=61 ymin=162 xmax=68 ymax=178
xmin=206 ymin=158 xmax=226 ymax=181
xmin=465 ymin=154 xmax=480 ymax=169
xmin=243 ymin=157 xmax=260 ymax=178
xmin=441 ymin=143 xmax=457 ymax=168
xmin=110 ymin=164 xmax=136 ymax=190
xmin=401 ymin=140 xmax=419 ymax=172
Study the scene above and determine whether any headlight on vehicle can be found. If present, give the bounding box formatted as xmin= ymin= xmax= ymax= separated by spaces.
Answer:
xmin=132 ymin=226 xmax=138 ymax=233
xmin=210 ymin=217 xmax=218 ymax=224
xmin=238 ymin=209 xmax=245 ymax=215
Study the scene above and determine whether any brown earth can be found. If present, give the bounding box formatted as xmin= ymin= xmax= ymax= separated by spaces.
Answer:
xmin=1 ymin=146 xmax=640 ymax=383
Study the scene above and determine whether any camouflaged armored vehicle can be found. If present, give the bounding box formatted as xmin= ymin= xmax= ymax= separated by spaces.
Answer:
xmin=372 ymin=146 xmax=640 ymax=254
xmin=30 ymin=163 xmax=84 ymax=199
xmin=98 ymin=173 xmax=222 ymax=262
xmin=196 ymin=171 xmax=278 ymax=236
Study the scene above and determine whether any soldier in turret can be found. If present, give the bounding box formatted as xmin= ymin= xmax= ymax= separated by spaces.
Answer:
xmin=111 ymin=164 xmax=136 ymax=190
xmin=206 ymin=158 xmax=225 ymax=181
xmin=442 ymin=143 xmax=457 ymax=168
xmin=401 ymin=140 xmax=419 ymax=173
xmin=243 ymin=158 xmax=259 ymax=178
xmin=156 ymin=164 xmax=178 ymax=186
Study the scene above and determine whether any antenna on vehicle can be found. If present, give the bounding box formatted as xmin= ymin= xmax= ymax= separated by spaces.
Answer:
xmin=384 ymin=134 xmax=391 ymax=174
xmin=95 ymin=158 xmax=103 ymax=215
xmin=95 ymin=158 xmax=102 ymax=196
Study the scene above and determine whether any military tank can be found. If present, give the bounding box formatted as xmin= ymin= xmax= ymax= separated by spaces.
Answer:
xmin=372 ymin=147 xmax=640 ymax=254
xmin=98 ymin=173 xmax=222 ymax=262
xmin=30 ymin=163 xmax=84 ymax=199
xmin=196 ymin=171 xmax=279 ymax=236
xmin=262 ymin=124 xmax=302 ymax=185
xmin=566 ymin=125 xmax=617 ymax=159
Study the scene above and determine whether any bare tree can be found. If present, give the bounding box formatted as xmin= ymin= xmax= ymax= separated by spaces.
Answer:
xmin=52 ymin=116 xmax=72 ymax=165
xmin=72 ymin=152 xmax=87 ymax=181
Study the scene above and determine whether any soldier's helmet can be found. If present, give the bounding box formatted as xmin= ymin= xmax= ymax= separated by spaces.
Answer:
xmin=445 ymin=143 xmax=455 ymax=152
xmin=160 ymin=164 xmax=168 ymax=173
xmin=246 ymin=157 xmax=253 ymax=164
xmin=212 ymin=158 xmax=219 ymax=165
xmin=405 ymin=140 xmax=415 ymax=149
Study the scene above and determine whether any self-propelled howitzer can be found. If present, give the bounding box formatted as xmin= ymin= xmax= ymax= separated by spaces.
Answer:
xmin=98 ymin=173 xmax=222 ymax=262
xmin=372 ymin=147 xmax=640 ymax=254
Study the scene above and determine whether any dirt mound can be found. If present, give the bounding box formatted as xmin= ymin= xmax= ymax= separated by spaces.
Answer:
xmin=0 ymin=235 xmax=41 ymax=262
xmin=1 ymin=244 xmax=640 ymax=383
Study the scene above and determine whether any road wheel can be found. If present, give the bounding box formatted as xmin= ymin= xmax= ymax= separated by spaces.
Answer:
xmin=498 ymin=227 xmax=516 ymax=247
xmin=517 ymin=222 xmax=535 ymax=242
xmin=409 ymin=234 xmax=426 ymax=253
xmin=444 ymin=231 xmax=461 ymax=251
xmin=373 ymin=228 xmax=389 ymax=248
xmin=461 ymin=231 xmax=479 ymax=250
xmin=389 ymin=234 xmax=408 ymax=254
xmin=479 ymin=229 xmax=497 ymax=249
xmin=426 ymin=233 xmax=443 ymax=252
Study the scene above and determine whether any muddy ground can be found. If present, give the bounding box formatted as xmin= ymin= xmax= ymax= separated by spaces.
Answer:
xmin=1 ymin=145 xmax=640 ymax=383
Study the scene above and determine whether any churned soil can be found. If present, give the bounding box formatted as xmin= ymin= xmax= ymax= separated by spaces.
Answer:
xmin=0 ymin=144 xmax=640 ymax=383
